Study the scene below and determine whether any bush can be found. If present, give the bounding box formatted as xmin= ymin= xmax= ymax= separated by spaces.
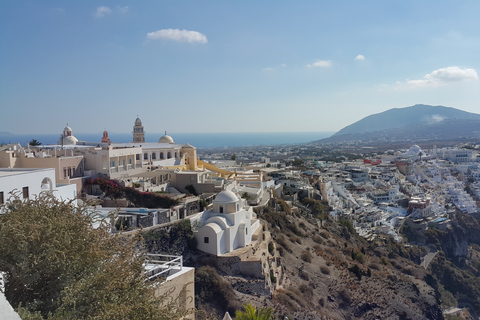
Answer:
xmin=268 ymin=242 xmax=275 ymax=254
xmin=355 ymin=252 xmax=366 ymax=264
xmin=320 ymin=265 xmax=331 ymax=275
xmin=301 ymin=251 xmax=313 ymax=263
xmin=312 ymin=235 xmax=324 ymax=244
xmin=195 ymin=266 xmax=240 ymax=314
xmin=299 ymin=269 xmax=310 ymax=281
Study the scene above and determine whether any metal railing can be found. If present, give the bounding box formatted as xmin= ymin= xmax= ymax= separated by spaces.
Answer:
xmin=144 ymin=254 xmax=183 ymax=281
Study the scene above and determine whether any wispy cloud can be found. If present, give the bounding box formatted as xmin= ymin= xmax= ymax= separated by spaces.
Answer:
xmin=116 ymin=6 xmax=129 ymax=14
xmin=94 ymin=6 xmax=112 ymax=18
xmin=354 ymin=54 xmax=365 ymax=61
xmin=146 ymin=29 xmax=207 ymax=44
xmin=263 ymin=63 xmax=287 ymax=71
xmin=406 ymin=66 xmax=478 ymax=87
xmin=307 ymin=60 xmax=332 ymax=68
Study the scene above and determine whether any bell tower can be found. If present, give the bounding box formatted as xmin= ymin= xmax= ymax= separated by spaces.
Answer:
xmin=132 ymin=116 xmax=145 ymax=143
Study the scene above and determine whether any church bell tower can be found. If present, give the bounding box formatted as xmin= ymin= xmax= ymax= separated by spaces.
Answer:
xmin=132 ymin=116 xmax=145 ymax=143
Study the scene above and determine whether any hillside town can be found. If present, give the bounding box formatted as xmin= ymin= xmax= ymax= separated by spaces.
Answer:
xmin=2 ymin=117 xmax=480 ymax=319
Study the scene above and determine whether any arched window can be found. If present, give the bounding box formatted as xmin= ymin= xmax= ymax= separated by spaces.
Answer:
xmin=152 ymin=153 xmax=156 ymax=160
xmin=144 ymin=153 xmax=148 ymax=160
xmin=179 ymin=152 xmax=182 ymax=157
xmin=41 ymin=177 xmax=53 ymax=192
xmin=167 ymin=152 xmax=171 ymax=159
xmin=219 ymin=205 xmax=224 ymax=213
xmin=160 ymin=152 xmax=164 ymax=159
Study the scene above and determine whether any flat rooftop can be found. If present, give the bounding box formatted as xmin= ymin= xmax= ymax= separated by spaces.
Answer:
xmin=0 ymin=168 xmax=53 ymax=178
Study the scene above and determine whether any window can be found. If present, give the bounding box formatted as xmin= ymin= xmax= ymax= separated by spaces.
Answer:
xmin=136 ymin=154 xmax=140 ymax=161
xmin=22 ymin=187 xmax=29 ymax=199
xmin=152 ymin=153 xmax=156 ymax=160
xmin=204 ymin=237 xmax=209 ymax=244
xmin=167 ymin=152 xmax=171 ymax=159
xmin=219 ymin=205 xmax=224 ymax=213
xmin=246 ymin=228 xmax=248 ymax=234
xmin=0 ymin=191 xmax=4 ymax=205
xmin=144 ymin=153 xmax=148 ymax=160
xmin=160 ymin=152 xmax=164 ymax=159
xmin=129 ymin=158 xmax=132 ymax=164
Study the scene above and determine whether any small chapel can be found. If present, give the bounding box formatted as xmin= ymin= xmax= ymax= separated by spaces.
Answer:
xmin=193 ymin=189 xmax=261 ymax=256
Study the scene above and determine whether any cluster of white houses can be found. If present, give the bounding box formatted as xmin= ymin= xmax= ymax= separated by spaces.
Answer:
xmin=0 ymin=117 xmax=264 ymax=258
xmin=0 ymin=118 xmax=269 ymax=320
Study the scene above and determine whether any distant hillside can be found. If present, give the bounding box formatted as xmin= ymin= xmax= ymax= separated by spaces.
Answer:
xmin=334 ymin=104 xmax=480 ymax=137
xmin=317 ymin=105 xmax=480 ymax=144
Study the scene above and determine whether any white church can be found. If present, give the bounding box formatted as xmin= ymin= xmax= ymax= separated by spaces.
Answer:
xmin=192 ymin=189 xmax=261 ymax=256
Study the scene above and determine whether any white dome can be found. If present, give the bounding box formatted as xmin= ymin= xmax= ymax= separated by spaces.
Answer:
xmin=64 ymin=126 xmax=72 ymax=133
xmin=409 ymin=145 xmax=421 ymax=153
xmin=58 ymin=135 xmax=78 ymax=145
xmin=214 ymin=190 xmax=239 ymax=203
xmin=159 ymin=134 xmax=174 ymax=144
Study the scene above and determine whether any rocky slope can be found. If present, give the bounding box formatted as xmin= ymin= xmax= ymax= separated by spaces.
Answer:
xmin=184 ymin=207 xmax=444 ymax=320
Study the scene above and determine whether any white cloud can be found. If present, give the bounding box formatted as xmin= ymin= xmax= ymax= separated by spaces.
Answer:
xmin=307 ymin=60 xmax=332 ymax=68
xmin=146 ymin=29 xmax=207 ymax=44
xmin=94 ymin=6 xmax=111 ymax=18
xmin=116 ymin=6 xmax=129 ymax=14
xmin=263 ymin=67 xmax=273 ymax=72
xmin=354 ymin=54 xmax=365 ymax=61
xmin=407 ymin=66 xmax=478 ymax=87
xmin=281 ymin=63 xmax=287 ymax=67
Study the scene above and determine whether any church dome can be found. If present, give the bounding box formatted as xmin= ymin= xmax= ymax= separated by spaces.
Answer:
xmin=58 ymin=135 xmax=78 ymax=145
xmin=214 ymin=190 xmax=239 ymax=203
xmin=159 ymin=134 xmax=174 ymax=144
xmin=181 ymin=143 xmax=195 ymax=149
xmin=135 ymin=117 xmax=142 ymax=126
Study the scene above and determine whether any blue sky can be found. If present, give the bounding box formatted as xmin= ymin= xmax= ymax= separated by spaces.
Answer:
xmin=1 ymin=1 xmax=479 ymax=135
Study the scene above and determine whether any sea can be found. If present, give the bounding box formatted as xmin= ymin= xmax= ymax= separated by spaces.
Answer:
xmin=0 ymin=132 xmax=334 ymax=149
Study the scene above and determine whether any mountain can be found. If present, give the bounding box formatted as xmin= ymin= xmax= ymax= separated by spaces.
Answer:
xmin=318 ymin=105 xmax=480 ymax=144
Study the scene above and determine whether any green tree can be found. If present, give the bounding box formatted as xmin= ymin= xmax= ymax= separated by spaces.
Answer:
xmin=235 ymin=303 xmax=275 ymax=320
xmin=0 ymin=194 xmax=189 ymax=319
xmin=28 ymin=139 xmax=42 ymax=146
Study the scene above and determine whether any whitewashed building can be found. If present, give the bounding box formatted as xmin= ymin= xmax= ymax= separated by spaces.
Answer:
xmin=0 ymin=168 xmax=77 ymax=208
xmin=192 ymin=189 xmax=261 ymax=255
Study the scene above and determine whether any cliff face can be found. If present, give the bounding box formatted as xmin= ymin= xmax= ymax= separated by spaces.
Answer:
xmin=202 ymin=208 xmax=444 ymax=320
xmin=426 ymin=214 xmax=480 ymax=264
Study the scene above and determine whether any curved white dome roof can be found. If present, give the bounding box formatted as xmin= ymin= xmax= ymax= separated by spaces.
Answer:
xmin=64 ymin=126 xmax=72 ymax=133
xmin=159 ymin=134 xmax=174 ymax=144
xmin=58 ymin=135 xmax=78 ymax=145
xmin=214 ymin=190 xmax=239 ymax=203
xmin=409 ymin=145 xmax=421 ymax=153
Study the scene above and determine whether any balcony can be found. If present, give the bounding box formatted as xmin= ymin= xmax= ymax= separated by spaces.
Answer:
xmin=144 ymin=254 xmax=183 ymax=281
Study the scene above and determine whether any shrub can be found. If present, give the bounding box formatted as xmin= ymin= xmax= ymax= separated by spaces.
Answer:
xmin=299 ymin=269 xmax=310 ymax=281
xmin=320 ymin=265 xmax=330 ymax=275
xmin=195 ymin=266 xmax=240 ymax=314
xmin=355 ymin=252 xmax=366 ymax=264
xmin=301 ymin=251 xmax=313 ymax=263
xmin=312 ymin=235 xmax=324 ymax=244
xmin=268 ymin=242 xmax=275 ymax=254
